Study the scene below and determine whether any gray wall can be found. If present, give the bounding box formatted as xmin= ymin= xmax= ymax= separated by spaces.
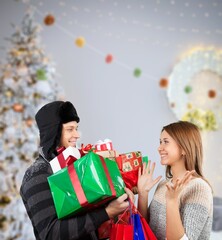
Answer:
xmin=1 ymin=0 xmax=222 ymax=197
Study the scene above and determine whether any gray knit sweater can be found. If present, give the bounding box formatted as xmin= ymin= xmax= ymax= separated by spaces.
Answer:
xmin=20 ymin=155 xmax=109 ymax=240
xmin=149 ymin=178 xmax=213 ymax=240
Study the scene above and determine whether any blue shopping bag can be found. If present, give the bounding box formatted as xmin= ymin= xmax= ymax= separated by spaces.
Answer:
xmin=134 ymin=213 xmax=146 ymax=240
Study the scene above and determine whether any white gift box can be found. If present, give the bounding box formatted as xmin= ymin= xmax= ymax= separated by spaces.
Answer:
xmin=50 ymin=146 xmax=81 ymax=173
xmin=94 ymin=139 xmax=113 ymax=151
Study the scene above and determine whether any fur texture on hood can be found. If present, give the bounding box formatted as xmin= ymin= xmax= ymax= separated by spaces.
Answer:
xmin=35 ymin=101 xmax=80 ymax=160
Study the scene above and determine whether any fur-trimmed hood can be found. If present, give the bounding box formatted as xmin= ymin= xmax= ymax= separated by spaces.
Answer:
xmin=35 ymin=101 xmax=80 ymax=160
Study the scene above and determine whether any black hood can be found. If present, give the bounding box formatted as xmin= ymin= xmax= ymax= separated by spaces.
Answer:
xmin=35 ymin=101 xmax=80 ymax=160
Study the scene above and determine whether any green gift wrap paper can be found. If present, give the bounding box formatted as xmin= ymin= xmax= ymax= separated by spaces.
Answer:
xmin=48 ymin=151 xmax=125 ymax=219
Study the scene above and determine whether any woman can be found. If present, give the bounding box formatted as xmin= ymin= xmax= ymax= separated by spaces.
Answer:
xmin=138 ymin=121 xmax=213 ymax=240
xmin=20 ymin=101 xmax=133 ymax=240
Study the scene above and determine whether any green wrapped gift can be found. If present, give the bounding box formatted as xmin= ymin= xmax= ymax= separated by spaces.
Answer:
xmin=48 ymin=151 xmax=125 ymax=219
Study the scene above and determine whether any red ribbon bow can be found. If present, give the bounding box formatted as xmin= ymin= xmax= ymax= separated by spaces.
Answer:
xmin=81 ymin=143 xmax=93 ymax=152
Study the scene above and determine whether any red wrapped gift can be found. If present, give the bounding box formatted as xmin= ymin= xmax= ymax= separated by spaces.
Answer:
xmin=120 ymin=170 xmax=139 ymax=193
xmin=115 ymin=151 xmax=148 ymax=193
xmin=115 ymin=151 xmax=142 ymax=172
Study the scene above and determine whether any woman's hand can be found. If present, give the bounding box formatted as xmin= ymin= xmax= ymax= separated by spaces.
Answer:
xmin=137 ymin=161 xmax=162 ymax=196
xmin=166 ymin=170 xmax=195 ymax=202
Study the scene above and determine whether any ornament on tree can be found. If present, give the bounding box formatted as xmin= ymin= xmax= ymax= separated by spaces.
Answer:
xmin=25 ymin=118 xmax=33 ymax=127
xmin=12 ymin=103 xmax=24 ymax=112
xmin=0 ymin=195 xmax=11 ymax=206
xmin=36 ymin=69 xmax=47 ymax=80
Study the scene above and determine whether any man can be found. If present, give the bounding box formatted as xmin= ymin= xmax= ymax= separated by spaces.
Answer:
xmin=20 ymin=101 xmax=132 ymax=240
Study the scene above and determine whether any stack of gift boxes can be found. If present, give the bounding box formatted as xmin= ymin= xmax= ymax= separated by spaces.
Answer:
xmin=48 ymin=139 xmax=148 ymax=219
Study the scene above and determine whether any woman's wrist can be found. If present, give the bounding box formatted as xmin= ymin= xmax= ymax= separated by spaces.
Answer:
xmin=138 ymin=189 xmax=149 ymax=198
xmin=166 ymin=198 xmax=179 ymax=207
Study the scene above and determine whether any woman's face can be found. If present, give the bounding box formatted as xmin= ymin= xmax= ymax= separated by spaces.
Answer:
xmin=158 ymin=130 xmax=183 ymax=167
xmin=60 ymin=121 xmax=80 ymax=148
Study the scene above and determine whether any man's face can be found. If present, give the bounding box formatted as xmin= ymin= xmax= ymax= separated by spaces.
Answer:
xmin=60 ymin=121 xmax=80 ymax=148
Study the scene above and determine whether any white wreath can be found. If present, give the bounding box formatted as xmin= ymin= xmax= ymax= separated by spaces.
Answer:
xmin=167 ymin=48 xmax=222 ymax=131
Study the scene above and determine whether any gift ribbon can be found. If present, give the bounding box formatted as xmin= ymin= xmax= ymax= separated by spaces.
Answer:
xmin=95 ymin=142 xmax=113 ymax=151
xmin=56 ymin=146 xmax=66 ymax=155
xmin=66 ymin=156 xmax=77 ymax=166
xmin=67 ymin=154 xmax=116 ymax=209
xmin=57 ymin=149 xmax=67 ymax=169
xmin=98 ymin=155 xmax=116 ymax=197
xmin=68 ymin=163 xmax=89 ymax=207
xmin=56 ymin=148 xmax=79 ymax=169
xmin=81 ymin=143 xmax=93 ymax=152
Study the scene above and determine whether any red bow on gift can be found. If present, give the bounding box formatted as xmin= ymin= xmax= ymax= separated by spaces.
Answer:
xmin=81 ymin=143 xmax=94 ymax=152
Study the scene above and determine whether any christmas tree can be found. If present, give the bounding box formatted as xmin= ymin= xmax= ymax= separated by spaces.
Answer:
xmin=0 ymin=10 xmax=64 ymax=240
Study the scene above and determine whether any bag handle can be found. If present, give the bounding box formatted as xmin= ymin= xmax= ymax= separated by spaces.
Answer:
xmin=115 ymin=199 xmax=135 ymax=225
